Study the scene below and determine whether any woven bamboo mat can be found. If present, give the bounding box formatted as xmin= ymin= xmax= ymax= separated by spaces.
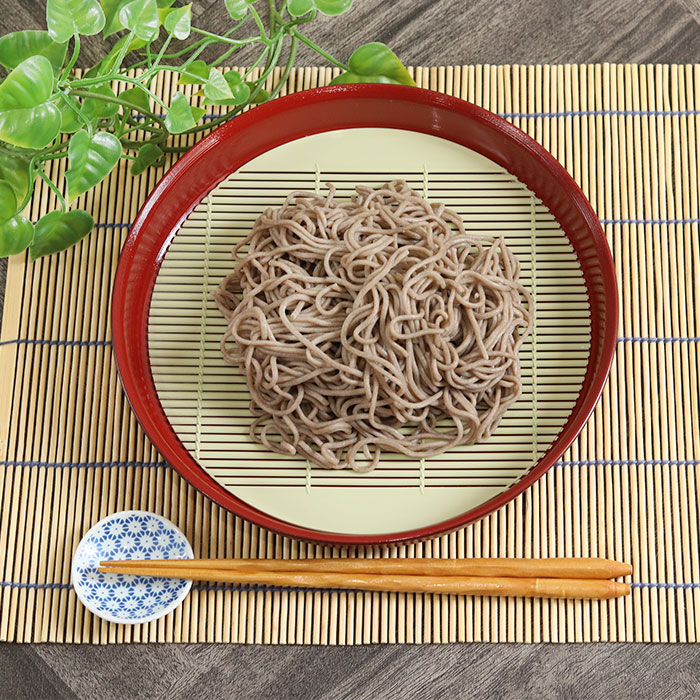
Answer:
xmin=0 ymin=63 xmax=698 ymax=644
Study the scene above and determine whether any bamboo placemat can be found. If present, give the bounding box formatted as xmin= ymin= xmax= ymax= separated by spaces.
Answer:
xmin=0 ymin=63 xmax=699 ymax=644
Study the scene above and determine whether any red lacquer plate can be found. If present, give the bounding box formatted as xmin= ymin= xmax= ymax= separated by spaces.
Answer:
xmin=112 ymin=84 xmax=617 ymax=546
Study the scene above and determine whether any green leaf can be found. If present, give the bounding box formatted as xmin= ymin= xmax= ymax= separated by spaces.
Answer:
xmin=0 ymin=56 xmax=61 ymax=149
xmin=105 ymin=0 xmax=165 ymax=36
xmin=222 ymin=70 xmax=250 ymax=104
xmin=0 ymin=152 xmax=31 ymax=204
xmin=224 ymin=70 xmax=242 ymax=86
xmin=204 ymin=68 xmax=233 ymax=103
xmin=288 ymin=0 xmax=351 ymax=15
xmin=47 ymin=0 xmax=106 ymax=43
xmin=163 ymin=3 xmax=191 ymax=39
xmin=0 ymin=180 xmax=17 ymax=224
xmin=314 ymin=0 xmax=352 ymax=15
xmin=224 ymin=0 xmax=251 ymax=20
xmin=58 ymin=95 xmax=83 ymax=133
xmin=130 ymin=143 xmax=163 ymax=175
xmin=329 ymin=73 xmax=396 ymax=85
xmin=100 ymin=0 xmax=130 ymax=36
xmin=0 ymin=215 xmax=34 ymax=257
xmin=65 ymin=130 xmax=121 ymax=202
xmin=245 ymin=81 xmax=269 ymax=103
xmin=287 ymin=0 xmax=313 ymax=16
xmin=119 ymin=0 xmax=159 ymax=41
xmin=164 ymin=91 xmax=196 ymax=133
xmin=80 ymin=83 xmax=120 ymax=120
xmin=177 ymin=59 xmax=209 ymax=84
xmin=202 ymin=69 xmax=250 ymax=106
xmin=157 ymin=0 xmax=176 ymax=6
xmin=0 ymin=31 xmax=68 ymax=75
xmin=119 ymin=86 xmax=151 ymax=114
xmin=30 ymin=209 xmax=93 ymax=260
xmin=190 ymin=105 xmax=206 ymax=122
xmin=329 ymin=42 xmax=415 ymax=87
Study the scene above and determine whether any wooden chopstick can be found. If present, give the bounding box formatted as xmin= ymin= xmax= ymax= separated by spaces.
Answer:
xmin=97 ymin=559 xmax=632 ymax=600
xmin=97 ymin=564 xmax=629 ymax=599
xmin=99 ymin=557 xmax=632 ymax=580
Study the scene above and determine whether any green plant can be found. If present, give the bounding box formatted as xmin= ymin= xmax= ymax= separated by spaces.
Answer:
xmin=0 ymin=0 xmax=413 ymax=259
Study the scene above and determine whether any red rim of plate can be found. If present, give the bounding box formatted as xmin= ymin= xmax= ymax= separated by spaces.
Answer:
xmin=112 ymin=84 xmax=618 ymax=546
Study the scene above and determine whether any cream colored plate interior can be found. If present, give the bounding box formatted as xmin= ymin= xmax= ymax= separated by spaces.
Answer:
xmin=148 ymin=128 xmax=591 ymax=535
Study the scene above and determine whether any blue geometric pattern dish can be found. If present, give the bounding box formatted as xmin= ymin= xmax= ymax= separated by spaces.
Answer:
xmin=72 ymin=510 xmax=194 ymax=624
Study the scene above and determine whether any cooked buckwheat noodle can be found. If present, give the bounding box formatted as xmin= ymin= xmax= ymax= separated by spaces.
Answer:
xmin=213 ymin=180 xmax=532 ymax=472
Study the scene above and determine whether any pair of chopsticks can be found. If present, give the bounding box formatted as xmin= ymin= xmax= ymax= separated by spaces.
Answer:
xmin=99 ymin=557 xmax=632 ymax=600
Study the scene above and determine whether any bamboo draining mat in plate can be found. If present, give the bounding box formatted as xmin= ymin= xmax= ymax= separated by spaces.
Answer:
xmin=151 ymin=130 xmax=590 ymax=534
xmin=0 ymin=63 xmax=698 ymax=644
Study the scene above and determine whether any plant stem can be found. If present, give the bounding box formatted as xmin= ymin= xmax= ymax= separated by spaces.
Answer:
xmin=292 ymin=30 xmax=350 ymax=71
xmin=252 ymin=34 xmax=285 ymax=87
xmin=39 ymin=151 xmax=69 ymax=161
xmin=59 ymin=34 xmax=80 ymax=84
xmin=178 ymin=36 xmax=228 ymax=72
xmin=242 ymin=45 xmax=270 ymax=78
xmin=15 ymin=163 xmax=36 ymax=213
xmin=42 ymin=139 xmax=70 ymax=156
xmin=151 ymin=33 xmax=174 ymax=70
xmin=119 ymin=137 xmax=149 ymax=152
xmin=110 ymin=31 xmax=137 ymax=76
xmin=130 ymin=22 xmax=248 ymax=68
xmin=58 ymin=91 xmax=91 ymax=130
xmin=160 ymin=144 xmax=190 ymax=153
xmin=210 ymin=43 xmax=243 ymax=68
xmin=37 ymin=168 xmax=66 ymax=212
xmin=248 ymin=4 xmax=270 ymax=42
xmin=129 ymin=38 xmax=209 ymax=68
xmin=0 ymin=144 xmax=28 ymax=158
xmin=121 ymin=124 xmax=162 ymax=136
xmin=190 ymin=28 xmax=263 ymax=47
xmin=69 ymin=75 xmax=166 ymax=111
xmin=268 ymin=0 xmax=278 ymax=33
xmin=69 ymin=89 xmax=167 ymax=128
xmin=145 ymin=40 xmax=154 ymax=69
xmin=268 ymin=34 xmax=298 ymax=100
xmin=115 ymin=109 xmax=129 ymax=138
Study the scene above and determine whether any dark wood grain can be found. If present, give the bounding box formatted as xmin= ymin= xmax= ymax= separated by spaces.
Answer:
xmin=23 ymin=643 xmax=700 ymax=700
xmin=2 ymin=0 xmax=700 ymax=69
xmin=1 ymin=0 xmax=700 ymax=698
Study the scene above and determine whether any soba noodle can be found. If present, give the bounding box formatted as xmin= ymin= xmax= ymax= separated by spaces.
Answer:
xmin=213 ymin=180 xmax=532 ymax=471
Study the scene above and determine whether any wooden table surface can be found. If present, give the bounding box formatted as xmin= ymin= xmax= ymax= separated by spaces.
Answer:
xmin=2 ymin=0 xmax=700 ymax=697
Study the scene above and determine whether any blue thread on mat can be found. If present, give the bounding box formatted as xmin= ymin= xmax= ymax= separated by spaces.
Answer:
xmin=0 ymin=581 xmax=71 ymax=590
xmin=94 ymin=223 xmax=131 ymax=229
xmin=0 ymin=460 xmax=168 ymax=469
xmin=601 ymin=218 xmax=700 ymax=225
xmin=29 ymin=222 xmax=130 ymax=229
xmin=558 ymin=459 xmax=700 ymax=467
xmin=631 ymin=583 xmax=700 ymax=590
xmin=2 ymin=580 xmax=700 ymax=592
xmin=618 ymin=337 xmax=700 ymax=343
xmin=499 ymin=108 xmax=700 ymax=119
xmin=0 ymin=339 xmax=112 ymax=348
xmin=2 ymin=458 xmax=698 ymax=470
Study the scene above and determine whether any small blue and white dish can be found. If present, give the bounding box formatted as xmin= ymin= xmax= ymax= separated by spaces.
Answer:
xmin=72 ymin=510 xmax=194 ymax=625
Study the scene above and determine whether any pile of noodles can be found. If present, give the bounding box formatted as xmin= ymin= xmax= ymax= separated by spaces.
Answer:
xmin=213 ymin=180 xmax=532 ymax=472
